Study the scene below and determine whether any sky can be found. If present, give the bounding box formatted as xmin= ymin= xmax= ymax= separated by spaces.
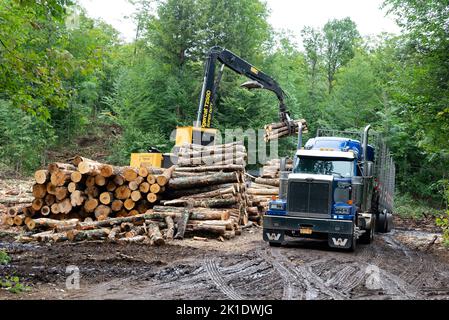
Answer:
xmin=78 ymin=0 xmax=401 ymax=43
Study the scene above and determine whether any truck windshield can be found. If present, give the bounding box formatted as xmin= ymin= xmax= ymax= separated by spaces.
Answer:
xmin=293 ymin=157 xmax=354 ymax=178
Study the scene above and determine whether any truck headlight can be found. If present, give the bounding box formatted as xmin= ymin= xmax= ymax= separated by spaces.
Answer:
xmin=334 ymin=206 xmax=351 ymax=214
xmin=269 ymin=202 xmax=285 ymax=210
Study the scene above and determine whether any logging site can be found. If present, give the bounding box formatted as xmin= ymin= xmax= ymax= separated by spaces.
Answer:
xmin=1 ymin=0 xmax=449 ymax=304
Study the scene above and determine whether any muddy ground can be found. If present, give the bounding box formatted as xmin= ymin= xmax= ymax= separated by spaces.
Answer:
xmin=1 ymin=219 xmax=449 ymax=300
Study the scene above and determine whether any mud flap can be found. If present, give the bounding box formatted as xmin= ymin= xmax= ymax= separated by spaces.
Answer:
xmin=328 ymin=233 xmax=353 ymax=249
xmin=263 ymin=229 xmax=284 ymax=243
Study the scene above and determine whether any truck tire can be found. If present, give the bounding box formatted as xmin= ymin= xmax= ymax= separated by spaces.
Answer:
xmin=359 ymin=226 xmax=374 ymax=244
xmin=376 ymin=210 xmax=388 ymax=233
xmin=348 ymin=232 xmax=357 ymax=252
xmin=269 ymin=242 xmax=282 ymax=247
xmin=359 ymin=215 xmax=375 ymax=244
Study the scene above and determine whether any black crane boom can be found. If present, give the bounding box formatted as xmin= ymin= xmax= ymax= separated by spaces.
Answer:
xmin=196 ymin=46 xmax=291 ymax=128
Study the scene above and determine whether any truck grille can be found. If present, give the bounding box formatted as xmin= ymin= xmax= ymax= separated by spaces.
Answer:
xmin=287 ymin=181 xmax=330 ymax=216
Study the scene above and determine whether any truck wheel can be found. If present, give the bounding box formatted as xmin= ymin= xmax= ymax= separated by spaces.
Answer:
xmin=269 ymin=242 xmax=281 ymax=247
xmin=359 ymin=227 xmax=374 ymax=244
xmin=376 ymin=210 xmax=388 ymax=233
xmin=348 ymin=231 xmax=357 ymax=252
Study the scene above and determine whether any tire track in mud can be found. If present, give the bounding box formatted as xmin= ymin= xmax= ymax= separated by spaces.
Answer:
xmin=379 ymin=232 xmax=436 ymax=291
xmin=355 ymin=235 xmax=425 ymax=299
xmin=259 ymin=248 xmax=348 ymax=300
xmin=259 ymin=250 xmax=303 ymax=300
xmin=204 ymin=259 xmax=244 ymax=300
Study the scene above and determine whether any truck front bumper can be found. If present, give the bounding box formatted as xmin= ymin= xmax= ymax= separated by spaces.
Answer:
xmin=263 ymin=215 xmax=354 ymax=249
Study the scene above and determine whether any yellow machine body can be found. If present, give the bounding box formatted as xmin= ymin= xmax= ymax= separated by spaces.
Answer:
xmin=129 ymin=127 xmax=217 ymax=168
xmin=175 ymin=126 xmax=218 ymax=146
xmin=130 ymin=153 xmax=163 ymax=168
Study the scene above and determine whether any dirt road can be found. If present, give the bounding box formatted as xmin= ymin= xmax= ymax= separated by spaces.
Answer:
xmin=1 ymin=226 xmax=449 ymax=300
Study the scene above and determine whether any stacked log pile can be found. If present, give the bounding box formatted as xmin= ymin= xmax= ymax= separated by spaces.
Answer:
xmin=264 ymin=119 xmax=308 ymax=141
xmin=2 ymin=142 xmax=252 ymax=243
xmin=247 ymin=158 xmax=293 ymax=216
xmin=168 ymin=141 xmax=250 ymax=227
xmin=2 ymin=158 xmax=172 ymax=232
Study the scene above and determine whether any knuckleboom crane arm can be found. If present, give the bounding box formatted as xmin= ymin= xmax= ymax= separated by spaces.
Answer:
xmin=196 ymin=46 xmax=291 ymax=128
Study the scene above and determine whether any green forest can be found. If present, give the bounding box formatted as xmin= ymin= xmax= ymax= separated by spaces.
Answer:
xmin=0 ymin=0 xmax=448 ymax=216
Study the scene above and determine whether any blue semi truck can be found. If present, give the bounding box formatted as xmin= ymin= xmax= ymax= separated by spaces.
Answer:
xmin=263 ymin=125 xmax=395 ymax=251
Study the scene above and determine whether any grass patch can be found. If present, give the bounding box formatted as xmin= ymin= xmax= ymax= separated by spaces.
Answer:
xmin=0 ymin=250 xmax=30 ymax=293
xmin=0 ymin=276 xmax=30 ymax=294
xmin=394 ymin=193 xmax=442 ymax=219
xmin=0 ymin=250 xmax=11 ymax=265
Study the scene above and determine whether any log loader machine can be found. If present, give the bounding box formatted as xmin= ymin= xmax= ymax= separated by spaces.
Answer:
xmin=130 ymin=46 xmax=298 ymax=168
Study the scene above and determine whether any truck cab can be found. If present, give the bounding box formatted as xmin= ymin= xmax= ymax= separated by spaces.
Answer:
xmin=263 ymin=127 xmax=394 ymax=251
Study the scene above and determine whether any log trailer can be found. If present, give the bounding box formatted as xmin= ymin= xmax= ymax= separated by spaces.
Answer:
xmin=131 ymin=46 xmax=298 ymax=168
xmin=263 ymin=125 xmax=395 ymax=251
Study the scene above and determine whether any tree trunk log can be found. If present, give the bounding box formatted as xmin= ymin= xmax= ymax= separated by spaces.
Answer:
xmin=130 ymin=190 xmax=142 ymax=202
xmin=55 ymin=187 xmax=68 ymax=201
xmin=115 ymin=186 xmax=131 ymax=200
xmin=67 ymin=228 xmax=110 ymax=241
xmin=163 ymin=198 xmax=237 ymax=208
xmin=46 ymin=183 xmax=57 ymax=195
xmin=78 ymin=158 xmax=102 ymax=175
xmin=48 ymin=162 xmax=76 ymax=174
xmin=150 ymin=183 xmax=164 ymax=194
xmin=185 ymin=225 xmax=226 ymax=235
xmin=68 ymin=182 xmax=81 ymax=193
xmin=111 ymin=199 xmax=123 ymax=212
xmin=254 ymin=177 xmax=280 ymax=187
xmin=124 ymin=198 xmax=135 ymax=210
xmin=106 ymin=181 xmax=117 ymax=192
xmin=174 ymin=164 xmax=244 ymax=173
xmin=95 ymin=174 xmax=106 ymax=186
xmin=70 ymin=190 xmax=85 ymax=207
xmin=123 ymin=167 xmax=139 ymax=182
xmin=50 ymin=170 xmax=73 ymax=187
xmin=147 ymin=221 xmax=165 ymax=245
xmin=85 ymin=186 xmax=100 ymax=198
xmin=129 ymin=176 xmax=144 ymax=190
xmin=178 ymin=145 xmax=246 ymax=158
xmin=32 ymin=198 xmax=44 ymax=211
xmin=32 ymin=184 xmax=47 ymax=199
xmin=147 ymin=193 xmax=161 ymax=203
xmin=165 ymin=216 xmax=174 ymax=240
xmin=168 ymin=171 xmax=238 ymax=190
xmin=139 ymin=182 xmax=150 ymax=193
xmin=84 ymin=198 xmax=98 ymax=213
xmin=118 ymin=235 xmax=147 ymax=243
xmin=100 ymin=164 xmax=125 ymax=178
xmin=113 ymin=174 xmax=125 ymax=186
xmin=156 ymin=166 xmax=175 ymax=186
xmin=99 ymin=192 xmax=113 ymax=205
xmin=182 ymin=186 xmax=235 ymax=199
xmin=35 ymin=170 xmax=50 ymax=184
xmin=94 ymin=205 xmax=111 ymax=219
xmin=174 ymin=210 xmax=189 ymax=239
xmin=177 ymin=153 xmax=246 ymax=167
xmin=247 ymin=188 xmax=279 ymax=195
xmin=29 ymin=218 xmax=79 ymax=231
xmin=58 ymin=198 xmax=72 ymax=214
xmin=71 ymin=171 xmax=83 ymax=183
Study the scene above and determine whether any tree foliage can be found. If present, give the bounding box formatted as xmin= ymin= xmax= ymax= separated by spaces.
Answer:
xmin=0 ymin=0 xmax=447 ymax=207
